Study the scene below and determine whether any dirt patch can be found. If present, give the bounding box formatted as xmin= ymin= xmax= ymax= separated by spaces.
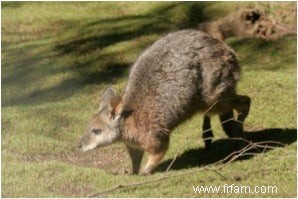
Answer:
xmin=19 ymin=144 xmax=131 ymax=175
xmin=198 ymin=5 xmax=296 ymax=41
xmin=48 ymin=182 xmax=95 ymax=198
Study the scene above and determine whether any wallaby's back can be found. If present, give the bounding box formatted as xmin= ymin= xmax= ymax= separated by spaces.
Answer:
xmin=122 ymin=30 xmax=240 ymax=131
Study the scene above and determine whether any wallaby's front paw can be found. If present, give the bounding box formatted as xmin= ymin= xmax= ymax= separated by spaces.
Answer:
xmin=140 ymin=169 xmax=152 ymax=176
xmin=140 ymin=172 xmax=151 ymax=176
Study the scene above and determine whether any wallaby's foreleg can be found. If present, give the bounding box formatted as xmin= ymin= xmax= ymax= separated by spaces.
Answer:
xmin=126 ymin=146 xmax=144 ymax=174
xmin=141 ymin=150 xmax=167 ymax=175
xmin=203 ymin=116 xmax=213 ymax=150
xmin=141 ymin=138 xmax=169 ymax=175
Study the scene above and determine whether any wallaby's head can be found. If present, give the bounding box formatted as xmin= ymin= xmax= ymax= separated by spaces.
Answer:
xmin=79 ymin=87 xmax=123 ymax=152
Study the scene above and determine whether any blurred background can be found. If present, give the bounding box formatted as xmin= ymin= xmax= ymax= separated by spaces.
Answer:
xmin=1 ymin=2 xmax=297 ymax=197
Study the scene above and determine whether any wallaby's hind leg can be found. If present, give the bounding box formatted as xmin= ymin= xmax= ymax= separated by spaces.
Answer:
xmin=219 ymin=95 xmax=251 ymax=139
xmin=203 ymin=116 xmax=214 ymax=150
xmin=126 ymin=146 xmax=144 ymax=174
xmin=232 ymin=95 xmax=251 ymax=136
xmin=219 ymin=110 xmax=238 ymax=137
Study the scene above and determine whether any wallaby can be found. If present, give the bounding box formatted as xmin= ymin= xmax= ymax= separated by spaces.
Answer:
xmin=79 ymin=30 xmax=251 ymax=175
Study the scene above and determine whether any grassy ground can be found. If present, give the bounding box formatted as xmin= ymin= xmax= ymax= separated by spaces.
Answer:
xmin=1 ymin=2 xmax=297 ymax=198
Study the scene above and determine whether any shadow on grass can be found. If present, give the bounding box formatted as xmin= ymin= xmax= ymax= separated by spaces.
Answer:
xmin=156 ymin=128 xmax=297 ymax=172
xmin=2 ymin=2 xmax=213 ymax=107
xmin=5 ymin=2 xmax=295 ymax=107
xmin=55 ymin=2 xmax=210 ymax=56
xmin=2 ymin=61 xmax=130 ymax=107
xmin=1 ymin=2 xmax=25 ymax=8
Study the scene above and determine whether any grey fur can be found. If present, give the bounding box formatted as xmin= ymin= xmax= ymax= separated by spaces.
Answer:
xmin=123 ymin=30 xmax=240 ymax=126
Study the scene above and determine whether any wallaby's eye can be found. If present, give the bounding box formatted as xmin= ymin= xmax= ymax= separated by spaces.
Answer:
xmin=92 ymin=129 xmax=102 ymax=135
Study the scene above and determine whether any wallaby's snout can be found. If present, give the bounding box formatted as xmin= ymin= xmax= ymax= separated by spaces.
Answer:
xmin=78 ymin=136 xmax=87 ymax=151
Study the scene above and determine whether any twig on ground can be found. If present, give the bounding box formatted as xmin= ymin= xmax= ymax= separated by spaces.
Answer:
xmin=203 ymin=100 xmax=219 ymax=115
xmin=212 ymin=170 xmax=229 ymax=180
xmin=164 ymin=150 xmax=180 ymax=174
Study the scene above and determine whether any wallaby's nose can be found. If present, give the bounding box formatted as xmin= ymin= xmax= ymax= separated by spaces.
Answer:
xmin=78 ymin=143 xmax=82 ymax=149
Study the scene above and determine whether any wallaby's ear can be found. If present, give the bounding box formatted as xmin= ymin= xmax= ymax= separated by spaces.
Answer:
xmin=99 ymin=87 xmax=123 ymax=122
xmin=99 ymin=87 xmax=116 ymax=111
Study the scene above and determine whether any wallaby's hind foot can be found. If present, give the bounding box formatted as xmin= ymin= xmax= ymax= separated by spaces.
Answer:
xmin=219 ymin=110 xmax=236 ymax=137
xmin=233 ymin=95 xmax=251 ymax=136
xmin=234 ymin=95 xmax=251 ymax=122
xmin=218 ymin=95 xmax=251 ymax=139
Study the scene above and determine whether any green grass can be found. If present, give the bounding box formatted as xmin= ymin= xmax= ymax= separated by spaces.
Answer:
xmin=1 ymin=2 xmax=297 ymax=198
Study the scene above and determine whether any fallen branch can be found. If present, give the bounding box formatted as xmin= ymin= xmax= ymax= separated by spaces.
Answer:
xmin=164 ymin=150 xmax=180 ymax=174
xmin=203 ymin=100 xmax=219 ymax=115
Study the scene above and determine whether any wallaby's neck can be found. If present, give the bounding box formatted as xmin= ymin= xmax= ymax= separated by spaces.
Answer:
xmin=118 ymin=114 xmax=141 ymax=148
